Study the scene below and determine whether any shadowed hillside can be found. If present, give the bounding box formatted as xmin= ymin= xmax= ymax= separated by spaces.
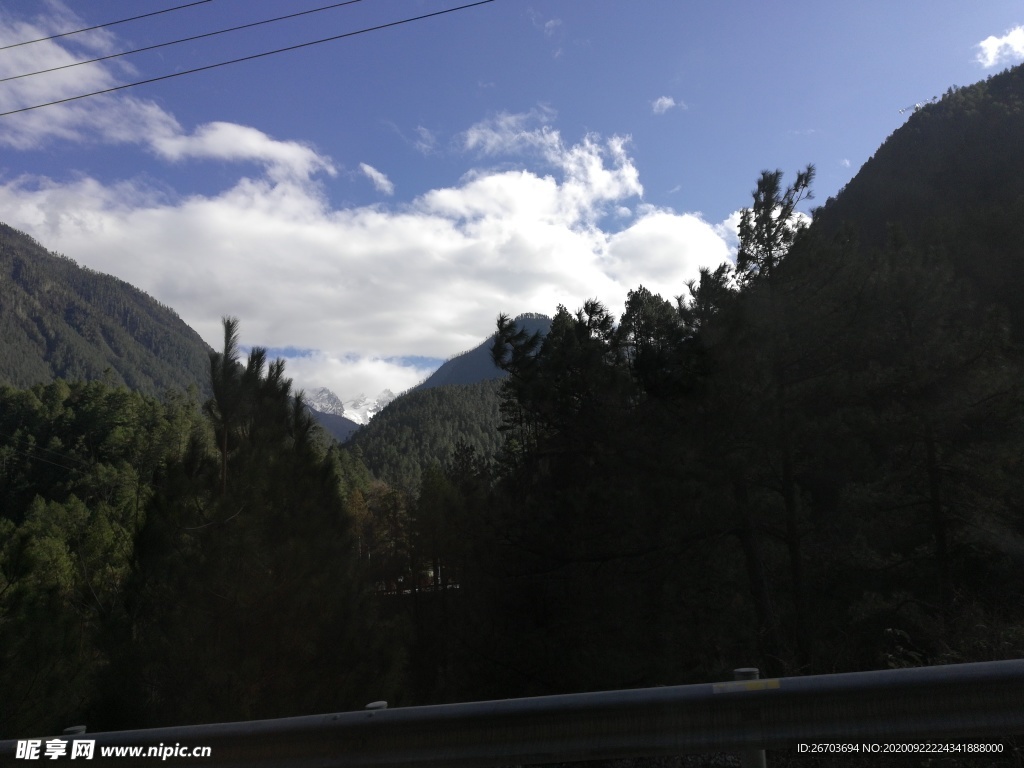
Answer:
xmin=348 ymin=378 xmax=503 ymax=491
xmin=414 ymin=313 xmax=551 ymax=391
xmin=812 ymin=64 xmax=1024 ymax=334
xmin=350 ymin=314 xmax=551 ymax=489
xmin=0 ymin=224 xmax=213 ymax=396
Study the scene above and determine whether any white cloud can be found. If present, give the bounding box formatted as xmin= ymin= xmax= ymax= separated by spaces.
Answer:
xmin=462 ymin=106 xmax=559 ymax=156
xmin=0 ymin=4 xmax=166 ymax=150
xmin=0 ymin=9 xmax=336 ymax=185
xmin=155 ymin=122 xmax=336 ymax=183
xmin=607 ymin=209 xmax=731 ymax=291
xmin=278 ymin=352 xmax=437 ymax=401
xmin=414 ymin=126 xmax=438 ymax=154
xmin=0 ymin=7 xmax=737 ymax=400
xmin=840 ymin=158 xmax=851 ymax=168
xmin=0 ymin=100 xmax=734 ymax=399
xmin=792 ymin=210 xmax=812 ymax=229
xmin=460 ymin=109 xmax=641 ymax=225
xmin=713 ymin=210 xmax=743 ymax=258
xmin=359 ymin=163 xmax=395 ymax=195
xmin=712 ymin=207 xmax=812 ymax=263
xmin=652 ymin=96 xmax=684 ymax=115
xmin=525 ymin=11 xmax=562 ymax=56
xmin=527 ymin=9 xmax=561 ymax=36
xmin=976 ymin=26 xmax=1024 ymax=68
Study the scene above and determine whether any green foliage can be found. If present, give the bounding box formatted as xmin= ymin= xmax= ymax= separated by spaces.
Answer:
xmin=814 ymin=65 xmax=1024 ymax=336
xmin=350 ymin=315 xmax=553 ymax=492
xmin=736 ymin=165 xmax=814 ymax=285
xmin=0 ymin=380 xmax=202 ymax=736
xmin=462 ymin=137 xmax=1024 ymax=698
xmin=0 ymin=323 xmax=400 ymax=735
xmin=417 ymin=313 xmax=551 ymax=391
xmin=349 ymin=379 xmax=505 ymax=492
xmin=107 ymin=319 xmax=402 ymax=726
xmin=0 ymin=223 xmax=213 ymax=397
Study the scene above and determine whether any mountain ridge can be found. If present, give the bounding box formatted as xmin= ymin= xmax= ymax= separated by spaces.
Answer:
xmin=0 ymin=223 xmax=214 ymax=397
xmin=810 ymin=64 xmax=1024 ymax=335
xmin=414 ymin=313 xmax=552 ymax=391
xmin=348 ymin=314 xmax=552 ymax=487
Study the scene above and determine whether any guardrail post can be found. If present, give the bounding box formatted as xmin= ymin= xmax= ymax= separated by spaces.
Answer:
xmin=734 ymin=668 xmax=767 ymax=768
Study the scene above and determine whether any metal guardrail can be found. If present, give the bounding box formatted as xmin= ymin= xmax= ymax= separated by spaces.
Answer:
xmin=2 ymin=659 xmax=1023 ymax=766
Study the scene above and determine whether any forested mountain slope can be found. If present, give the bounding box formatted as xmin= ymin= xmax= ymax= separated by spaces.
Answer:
xmin=813 ymin=63 xmax=1024 ymax=334
xmin=0 ymin=224 xmax=213 ymax=396
xmin=433 ymin=67 xmax=1024 ymax=697
xmin=415 ymin=313 xmax=551 ymax=391
xmin=0 ymin=339 xmax=392 ymax=737
xmin=350 ymin=315 xmax=550 ymax=489
xmin=348 ymin=378 xmax=503 ymax=491
xmin=309 ymin=407 xmax=362 ymax=443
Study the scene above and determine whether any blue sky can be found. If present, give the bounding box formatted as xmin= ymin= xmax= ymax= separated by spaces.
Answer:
xmin=1 ymin=0 xmax=1022 ymax=400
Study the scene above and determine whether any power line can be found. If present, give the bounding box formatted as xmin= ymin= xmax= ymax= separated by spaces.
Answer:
xmin=0 ymin=0 xmax=496 ymax=119
xmin=0 ymin=430 xmax=90 ymax=475
xmin=1 ymin=0 xmax=366 ymax=85
xmin=2 ymin=443 xmax=81 ymax=474
xmin=6 ymin=445 xmax=84 ymax=473
xmin=0 ymin=427 xmax=96 ymax=468
xmin=0 ymin=1 xmax=215 ymax=52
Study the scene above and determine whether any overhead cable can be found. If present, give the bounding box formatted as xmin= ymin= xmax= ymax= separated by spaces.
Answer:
xmin=1 ymin=0 xmax=366 ymax=84
xmin=0 ymin=429 xmax=92 ymax=474
xmin=0 ymin=0 xmax=496 ymax=119
xmin=1 ymin=443 xmax=81 ymax=473
xmin=0 ymin=1 xmax=214 ymax=52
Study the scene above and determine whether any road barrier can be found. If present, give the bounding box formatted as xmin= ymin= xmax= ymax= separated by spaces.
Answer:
xmin=2 ymin=659 xmax=1022 ymax=766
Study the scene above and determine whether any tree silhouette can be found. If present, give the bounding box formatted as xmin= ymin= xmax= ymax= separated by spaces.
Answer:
xmin=736 ymin=165 xmax=815 ymax=285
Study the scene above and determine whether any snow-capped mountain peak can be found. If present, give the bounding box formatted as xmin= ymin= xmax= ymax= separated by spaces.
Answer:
xmin=303 ymin=387 xmax=395 ymax=425
xmin=343 ymin=389 xmax=396 ymax=425
xmin=303 ymin=387 xmax=346 ymax=417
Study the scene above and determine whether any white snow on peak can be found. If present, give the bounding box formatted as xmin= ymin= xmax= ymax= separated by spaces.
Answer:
xmin=304 ymin=387 xmax=396 ymax=425
xmin=303 ymin=387 xmax=346 ymax=417
xmin=343 ymin=389 xmax=396 ymax=425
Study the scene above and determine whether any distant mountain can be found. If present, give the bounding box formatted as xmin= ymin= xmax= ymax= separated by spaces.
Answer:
xmin=307 ymin=407 xmax=361 ymax=443
xmin=815 ymin=67 xmax=1024 ymax=247
xmin=304 ymin=386 xmax=347 ymax=416
xmin=0 ymin=223 xmax=213 ymax=396
xmin=343 ymin=390 xmax=396 ymax=425
xmin=415 ymin=313 xmax=551 ymax=391
xmin=302 ymin=386 xmax=395 ymax=443
xmin=349 ymin=314 xmax=552 ymax=489
xmin=302 ymin=387 xmax=361 ymax=442
xmin=347 ymin=379 xmax=504 ymax=491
